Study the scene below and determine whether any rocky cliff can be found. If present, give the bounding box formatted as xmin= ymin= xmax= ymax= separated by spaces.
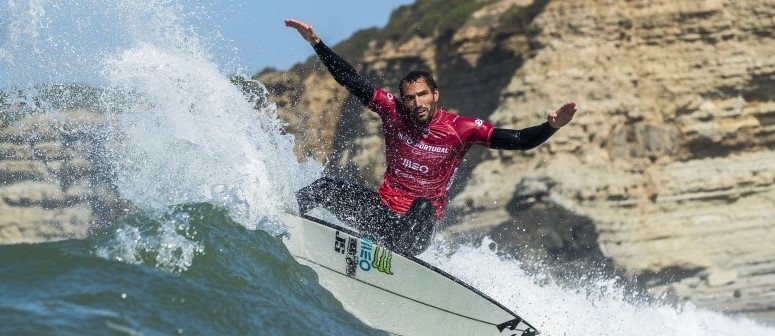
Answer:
xmin=0 ymin=90 xmax=127 ymax=243
xmin=258 ymin=0 xmax=775 ymax=316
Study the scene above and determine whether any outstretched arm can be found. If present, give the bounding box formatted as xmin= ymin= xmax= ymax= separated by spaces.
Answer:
xmin=284 ymin=19 xmax=374 ymax=103
xmin=489 ymin=102 xmax=577 ymax=150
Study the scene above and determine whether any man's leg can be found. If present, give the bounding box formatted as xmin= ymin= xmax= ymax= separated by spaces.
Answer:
xmin=296 ymin=178 xmax=435 ymax=255
xmin=295 ymin=177 xmax=336 ymax=215
xmin=295 ymin=176 xmax=395 ymax=228
xmin=297 ymin=177 xmax=366 ymax=215
xmin=392 ymin=198 xmax=436 ymax=255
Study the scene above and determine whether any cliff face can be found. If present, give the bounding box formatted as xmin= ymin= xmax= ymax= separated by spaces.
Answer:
xmin=0 ymin=106 xmax=125 ymax=243
xmin=259 ymin=0 xmax=775 ymax=315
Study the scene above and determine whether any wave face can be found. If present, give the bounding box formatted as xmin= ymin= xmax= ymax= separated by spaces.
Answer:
xmin=0 ymin=204 xmax=382 ymax=335
xmin=1 ymin=0 xmax=774 ymax=335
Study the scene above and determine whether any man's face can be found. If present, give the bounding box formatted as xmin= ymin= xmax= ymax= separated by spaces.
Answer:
xmin=400 ymin=79 xmax=439 ymax=124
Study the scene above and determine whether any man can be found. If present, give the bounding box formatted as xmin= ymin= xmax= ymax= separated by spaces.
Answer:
xmin=285 ymin=19 xmax=577 ymax=255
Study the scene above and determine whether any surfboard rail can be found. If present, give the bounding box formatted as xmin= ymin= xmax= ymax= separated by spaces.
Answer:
xmin=280 ymin=213 xmax=540 ymax=336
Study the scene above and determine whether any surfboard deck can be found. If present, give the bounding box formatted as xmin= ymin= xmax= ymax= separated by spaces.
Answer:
xmin=280 ymin=213 xmax=539 ymax=336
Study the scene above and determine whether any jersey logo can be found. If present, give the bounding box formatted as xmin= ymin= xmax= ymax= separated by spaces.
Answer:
xmin=397 ymin=132 xmax=450 ymax=154
xmin=402 ymin=158 xmax=430 ymax=174
xmin=475 ymin=119 xmax=484 ymax=127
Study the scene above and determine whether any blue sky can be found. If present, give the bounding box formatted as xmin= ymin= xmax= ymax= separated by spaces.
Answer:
xmin=200 ymin=1 xmax=415 ymax=73
xmin=0 ymin=0 xmax=415 ymax=87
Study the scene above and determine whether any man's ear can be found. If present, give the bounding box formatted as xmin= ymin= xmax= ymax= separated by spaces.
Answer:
xmin=433 ymin=88 xmax=439 ymax=103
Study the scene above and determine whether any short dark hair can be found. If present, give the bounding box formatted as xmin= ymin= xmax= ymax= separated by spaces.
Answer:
xmin=399 ymin=70 xmax=438 ymax=96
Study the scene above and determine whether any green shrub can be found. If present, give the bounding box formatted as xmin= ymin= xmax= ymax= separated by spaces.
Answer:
xmin=499 ymin=0 xmax=551 ymax=27
xmin=382 ymin=0 xmax=498 ymax=42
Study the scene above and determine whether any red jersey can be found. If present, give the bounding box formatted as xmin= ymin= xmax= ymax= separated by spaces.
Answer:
xmin=367 ymin=89 xmax=494 ymax=219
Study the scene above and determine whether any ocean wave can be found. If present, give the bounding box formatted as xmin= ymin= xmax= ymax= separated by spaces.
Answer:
xmin=0 ymin=202 xmax=384 ymax=335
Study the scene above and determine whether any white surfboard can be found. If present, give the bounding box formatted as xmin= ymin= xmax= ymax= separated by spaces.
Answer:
xmin=280 ymin=213 xmax=539 ymax=336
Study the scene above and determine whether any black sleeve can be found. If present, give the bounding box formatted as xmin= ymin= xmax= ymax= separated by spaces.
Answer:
xmin=489 ymin=122 xmax=558 ymax=150
xmin=312 ymin=41 xmax=375 ymax=104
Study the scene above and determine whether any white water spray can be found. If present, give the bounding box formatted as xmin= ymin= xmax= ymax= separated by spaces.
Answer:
xmin=2 ymin=0 xmax=321 ymax=272
xmin=2 ymin=0 xmax=321 ymax=225
xmin=420 ymin=238 xmax=774 ymax=335
xmin=100 ymin=40 xmax=319 ymax=227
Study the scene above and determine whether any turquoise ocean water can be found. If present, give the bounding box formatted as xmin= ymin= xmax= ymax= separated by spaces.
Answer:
xmin=0 ymin=204 xmax=383 ymax=335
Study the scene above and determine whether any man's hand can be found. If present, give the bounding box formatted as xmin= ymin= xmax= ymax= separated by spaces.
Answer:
xmin=548 ymin=101 xmax=577 ymax=128
xmin=284 ymin=19 xmax=321 ymax=45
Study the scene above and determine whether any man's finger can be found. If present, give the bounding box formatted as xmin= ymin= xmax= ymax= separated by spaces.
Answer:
xmin=284 ymin=19 xmax=307 ymax=30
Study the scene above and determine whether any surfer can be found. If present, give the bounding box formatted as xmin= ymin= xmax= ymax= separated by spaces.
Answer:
xmin=285 ymin=18 xmax=577 ymax=256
